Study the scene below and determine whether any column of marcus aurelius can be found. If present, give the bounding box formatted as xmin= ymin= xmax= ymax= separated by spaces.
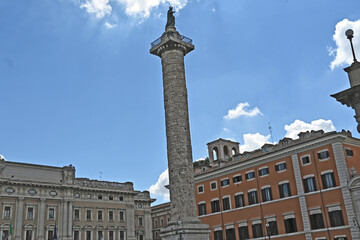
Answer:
xmin=150 ymin=7 xmax=210 ymax=240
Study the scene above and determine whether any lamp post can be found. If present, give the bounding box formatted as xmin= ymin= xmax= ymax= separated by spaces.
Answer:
xmin=266 ymin=221 xmax=271 ymax=240
xmin=177 ymin=220 xmax=183 ymax=240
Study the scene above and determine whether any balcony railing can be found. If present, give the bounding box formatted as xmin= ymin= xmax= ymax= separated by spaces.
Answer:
xmin=151 ymin=33 xmax=193 ymax=48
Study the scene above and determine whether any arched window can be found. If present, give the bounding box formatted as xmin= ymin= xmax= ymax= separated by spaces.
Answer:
xmin=224 ymin=146 xmax=229 ymax=158
xmin=213 ymin=147 xmax=219 ymax=160
xmin=232 ymin=147 xmax=237 ymax=156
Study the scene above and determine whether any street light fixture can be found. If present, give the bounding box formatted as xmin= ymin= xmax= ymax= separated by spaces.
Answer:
xmin=266 ymin=220 xmax=271 ymax=239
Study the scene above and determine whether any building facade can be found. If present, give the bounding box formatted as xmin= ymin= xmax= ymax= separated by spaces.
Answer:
xmin=195 ymin=130 xmax=360 ymax=240
xmin=151 ymin=203 xmax=170 ymax=240
xmin=152 ymin=130 xmax=360 ymax=240
xmin=0 ymin=159 xmax=154 ymax=240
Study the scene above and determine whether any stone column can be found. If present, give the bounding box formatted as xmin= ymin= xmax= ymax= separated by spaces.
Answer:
xmin=14 ymin=197 xmax=24 ymax=240
xmin=150 ymin=26 xmax=210 ymax=240
xmin=126 ymin=204 xmax=136 ymax=240
xmin=37 ymin=198 xmax=46 ymax=240
xmin=62 ymin=200 xmax=68 ymax=239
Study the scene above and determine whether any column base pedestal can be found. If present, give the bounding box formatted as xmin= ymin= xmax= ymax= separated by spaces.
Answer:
xmin=160 ymin=220 xmax=210 ymax=240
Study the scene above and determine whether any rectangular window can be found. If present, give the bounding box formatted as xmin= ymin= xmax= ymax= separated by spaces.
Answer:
xmin=2 ymin=230 xmax=9 ymax=240
xmin=267 ymin=221 xmax=278 ymax=236
xmin=198 ymin=203 xmax=206 ymax=216
xmin=220 ymin=179 xmax=230 ymax=187
xmin=48 ymin=208 xmax=55 ymax=220
xmin=222 ymin=197 xmax=231 ymax=211
xmin=261 ymin=187 xmax=273 ymax=202
xmin=3 ymin=206 xmax=11 ymax=219
xmin=97 ymin=210 xmax=103 ymax=221
xmin=109 ymin=231 xmax=114 ymax=240
xmin=303 ymin=177 xmax=317 ymax=193
xmin=317 ymin=150 xmax=330 ymax=160
xmin=214 ymin=230 xmax=223 ymax=240
xmin=301 ymin=155 xmax=311 ymax=165
xmin=235 ymin=194 xmax=245 ymax=208
xmin=211 ymin=200 xmax=220 ymax=213
xmin=139 ymin=217 xmax=143 ymax=226
xmin=321 ymin=172 xmax=336 ymax=189
xmin=275 ymin=162 xmax=287 ymax=172
xmin=310 ymin=213 xmax=325 ymax=229
xmin=120 ymin=231 xmax=125 ymax=240
xmin=26 ymin=230 xmax=33 ymax=240
xmin=74 ymin=231 xmax=80 ymax=240
xmin=74 ymin=209 xmax=80 ymax=220
xmin=284 ymin=218 xmax=297 ymax=233
xmin=109 ymin=210 xmax=114 ymax=221
xmin=86 ymin=210 xmax=92 ymax=221
xmin=210 ymin=181 xmax=217 ymax=190
xmin=259 ymin=167 xmax=269 ymax=176
xmin=248 ymin=191 xmax=258 ymax=205
xmin=119 ymin=210 xmax=125 ymax=221
xmin=198 ymin=185 xmax=204 ymax=193
xmin=48 ymin=230 xmax=54 ymax=240
xmin=233 ymin=175 xmax=242 ymax=184
xmin=345 ymin=148 xmax=354 ymax=157
xmin=27 ymin=207 xmax=34 ymax=220
xmin=97 ymin=231 xmax=103 ymax=240
xmin=252 ymin=223 xmax=263 ymax=238
xmin=245 ymin=171 xmax=255 ymax=180
xmin=329 ymin=210 xmax=345 ymax=227
xmin=154 ymin=220 xmax=158 ymax=227
xmin=279 ymin=183 xmax=291 ymax=198
xmin=334 ymin=237 xmax=347 ymax=240
xmin=160 ymin=219 xmax=164 ymax=226
xmin=86 ymin=231 xmax=91 ymax=240
xmin=226 ymin=228 xmax=236 ymax=240
xmin=238 ymin=226 xmax=249 ymax=240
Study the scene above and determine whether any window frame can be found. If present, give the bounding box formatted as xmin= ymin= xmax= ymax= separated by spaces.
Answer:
xmin=258 ymin=167 xmax=269 ymax=177
xmin=275 ymin=162 xmax=287 ymax=172
xmin=245 ymin=171 xmax=255 ymax=181
xmin=197 ymin=185 xmax=204 ymax=194
xmin=301 ymin=154 xmax=311 ymax=166
xmin=317 ymin=149 xmax=330 ymax=161
xmin=210 ymin=181 xmax=217 ymax=191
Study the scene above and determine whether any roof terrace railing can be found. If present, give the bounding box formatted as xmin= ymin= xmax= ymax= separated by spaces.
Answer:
xmin=151 ymin=34 xmax=193 ymax=48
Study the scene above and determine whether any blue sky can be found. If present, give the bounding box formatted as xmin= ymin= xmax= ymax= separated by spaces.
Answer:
xmin=1 ymin=0 xmax=360 ymax=205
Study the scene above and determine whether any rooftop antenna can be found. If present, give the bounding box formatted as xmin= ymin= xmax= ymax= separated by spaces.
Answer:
xmin=268 ymin=122 xmax=274 ymax=143
xmin=99 ymin=171 xmax=103 ymax=181
xmin=345 ymin=29 xmax=358 ymax=63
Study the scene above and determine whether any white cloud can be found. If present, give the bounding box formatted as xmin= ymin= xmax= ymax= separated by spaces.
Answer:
xmin=80 ymin=0 xmax=112 ymax=18
xmin=118 ymin=0 xmax=188 ymax=18
xmin=240 ymin=133 xmax=271 ymax=153
xmin=224 ymin=102 xmax=263 ymax=120
xmin=104 ymin=22 xmax=117 ymax=28
xmin=149 ymin=168 xmax=169 ymax=201
xmin=284 ymin=119 xmax=336 ymax=139
xmin=329 ymin=19 xmax=360 ymax=70
xmin=80 ymin=0 xmax=188 ymax=20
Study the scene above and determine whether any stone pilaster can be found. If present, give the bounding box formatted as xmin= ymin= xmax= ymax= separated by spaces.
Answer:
xmin=126 ymin=204 xmax=136 ymax=240
xmin=144 ymin=209 xmax=152 ymax=240
xmin=14 ymin=197 xmax=24 ymax=240
xmin=67 ymin=200 xmax=73 ymax=239
xmin=150 ymin=26 xmax=210 ymax=240
xmin=332 ymin=142 xmax=360 ymax=239
xmin=291 ymin=154 xmax=312 ymax=240
xmin=37 ymin=198 xmax=46 ymax=240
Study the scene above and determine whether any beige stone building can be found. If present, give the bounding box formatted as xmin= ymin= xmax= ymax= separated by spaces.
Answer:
xmin=0 ymin=158 xmax=154 ymax=240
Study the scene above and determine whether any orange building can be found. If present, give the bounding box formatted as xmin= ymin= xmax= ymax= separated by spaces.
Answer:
xmin=152 ymin=130 xmax=360 ymax=240
xmin=194 ymin=130 xmax=360 ymax=240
